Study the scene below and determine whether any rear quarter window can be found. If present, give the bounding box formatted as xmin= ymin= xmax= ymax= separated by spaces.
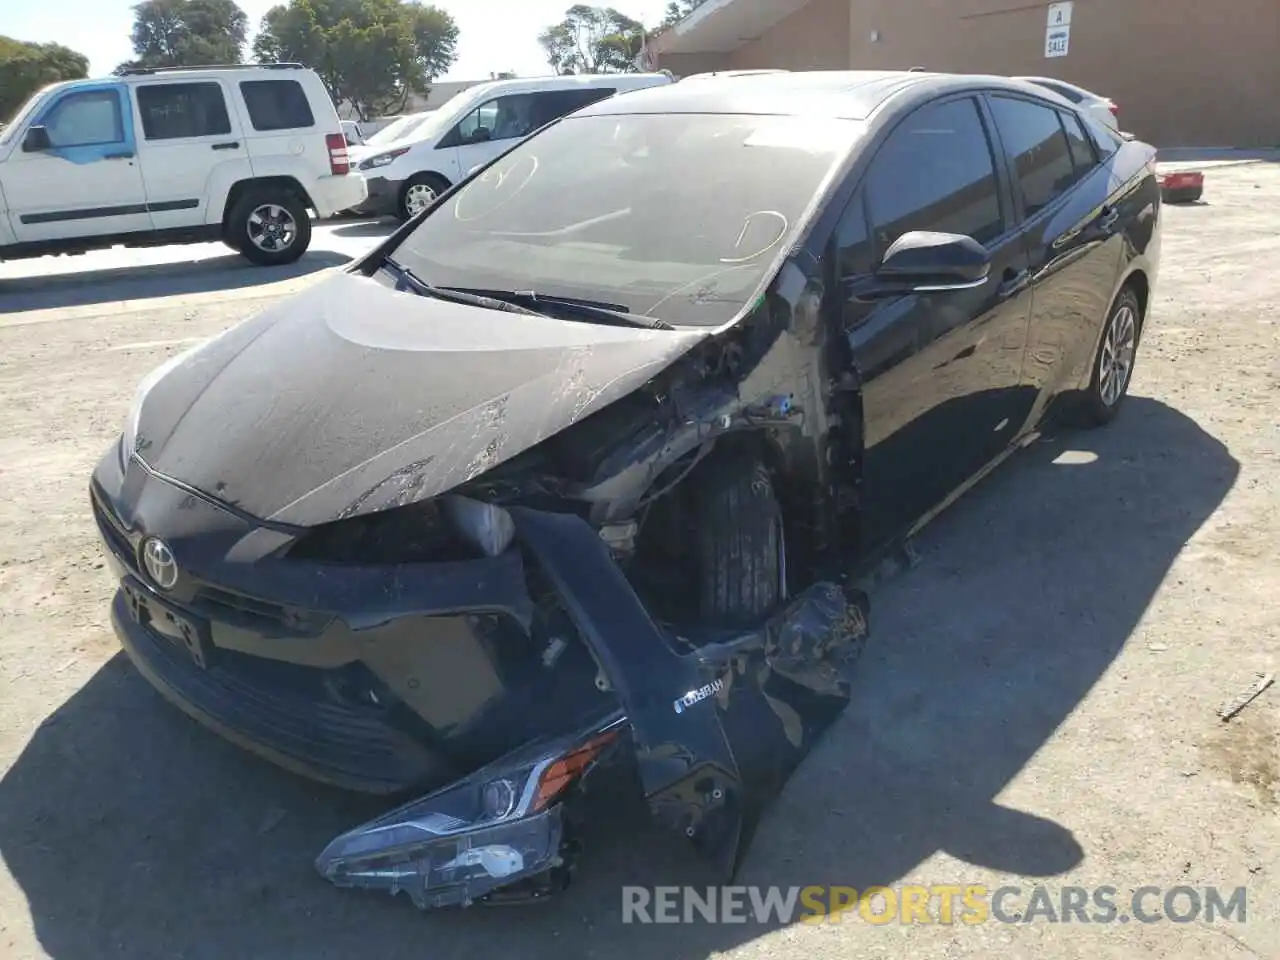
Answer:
xmin=1080 ymin=112 xmax=1122 ymax=159
xmin=239 ymin=79 xmax=315 ymax=132
xmin=1058 ymin=110 xmax=1100 ymax=176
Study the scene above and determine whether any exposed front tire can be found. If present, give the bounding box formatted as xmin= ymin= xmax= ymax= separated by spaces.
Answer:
xmin=696 ymin=452 xmax=784 ymax=628
xmin=1080 ymin=285 xmax=1143 ymax=426
xmin=227 ymin=189 xmax=312 ymax=266
xmin=398 ymin=173 xmax=450 ymax=222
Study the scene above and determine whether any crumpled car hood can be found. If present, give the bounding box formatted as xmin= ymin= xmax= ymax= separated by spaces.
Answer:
xmin=134 ymin=271 xmax=708 ymax=525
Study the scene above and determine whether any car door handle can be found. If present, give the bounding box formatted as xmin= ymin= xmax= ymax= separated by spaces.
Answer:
xmin=103 ymin=150 xmax=134 ymax=160
xmin=211 ymin=141 xmax=240 ymax=151
xmin=1096 ymin=205 xmax=1120 ymax=231
xmin=997 ymin=267 xmax=1029 ymax=299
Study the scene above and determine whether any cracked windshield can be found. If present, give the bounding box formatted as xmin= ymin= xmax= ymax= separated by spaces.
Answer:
xmin=392 ymin=112 xmax=864 ymax=326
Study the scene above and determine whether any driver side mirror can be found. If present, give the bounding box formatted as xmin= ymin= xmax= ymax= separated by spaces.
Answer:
xmin=23 ymin=125 xmax=52 ymax=152
xmin=846 ymin=230 xmax=991 ymax=300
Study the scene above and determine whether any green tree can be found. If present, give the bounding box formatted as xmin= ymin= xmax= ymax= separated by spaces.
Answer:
xmin=659 ymin=0 xmax=705 ymax=28
xmin=537 ymin=5 xmax=646 ymax=75
xmin=115 ymin=0 xmax=248 ymax=73
xmin=254 ymin=0 xmax=459 ymax=120
xmin=0 ymin=36 xmax=89 ymax=122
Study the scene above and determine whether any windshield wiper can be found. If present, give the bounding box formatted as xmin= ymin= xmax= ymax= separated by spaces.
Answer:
xmin=442 ymin=287 xmax=675 ymax=331
xmin=382 ymin=259 xmax=543 ymax=317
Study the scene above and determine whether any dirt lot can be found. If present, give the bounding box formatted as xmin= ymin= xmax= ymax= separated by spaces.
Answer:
xmin=1 ymin=165 xmax=1277 ymax=960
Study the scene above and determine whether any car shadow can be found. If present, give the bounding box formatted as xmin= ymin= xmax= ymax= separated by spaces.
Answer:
xmin=328 ymin=219 xmax=398 ymax=239
xmin=0 ymin=251 xmax=352 ymax=315
xmin=0 ymin=397 xmax=1238 ymax=959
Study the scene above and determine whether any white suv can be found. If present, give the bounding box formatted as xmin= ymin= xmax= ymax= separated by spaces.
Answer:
xmin=0 ymin=63 xmax=367 ymax=266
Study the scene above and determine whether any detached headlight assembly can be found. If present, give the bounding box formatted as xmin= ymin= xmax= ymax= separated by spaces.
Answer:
xmin=315 ymin=722 xmax=623 ymax=908
xmin=443 ymin=494 xmax=515 ymax=556
xmin=359 ymin=146 xmax=410 ymax=170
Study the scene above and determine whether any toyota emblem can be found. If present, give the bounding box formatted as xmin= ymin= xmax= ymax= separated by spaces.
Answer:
xmin=141 ymin=537 xmax=179 ymax=590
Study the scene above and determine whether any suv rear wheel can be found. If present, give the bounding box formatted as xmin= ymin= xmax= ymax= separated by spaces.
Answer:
xmin=227 ymin=189 xmax=312 ymax=266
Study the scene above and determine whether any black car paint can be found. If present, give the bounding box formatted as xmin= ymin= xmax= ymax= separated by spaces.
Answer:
xmin=132 ymin=273 xmax=709 ymax=526
xmin=90 ymin=72 xmax=1161 ymax=906
xmin=782 ymin=79 xmax=1158 ymax=557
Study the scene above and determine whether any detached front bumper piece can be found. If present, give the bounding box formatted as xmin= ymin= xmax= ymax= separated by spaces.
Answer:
xmin=315 ymin=509 xmax=870 ymax=908
xmin=95 ymin=454 xmax=869 ymax=910
xmin=110 ymin=589 xmax=450 ymax=794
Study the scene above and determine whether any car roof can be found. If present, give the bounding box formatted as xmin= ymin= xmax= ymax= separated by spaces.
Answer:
xmin=463 ymin=72 xmax=671 ymax=98
xmin=1014 ymin=76 xmax=1099 ymax=98
xmin=577 ymin=70 xmax=1048 ymax=120
xmin=115 ymin=64 xmax=316 ymax=83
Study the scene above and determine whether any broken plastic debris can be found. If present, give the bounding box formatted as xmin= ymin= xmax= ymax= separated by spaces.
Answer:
xmin=1218 ymin=672 xmax=1274 ymax=721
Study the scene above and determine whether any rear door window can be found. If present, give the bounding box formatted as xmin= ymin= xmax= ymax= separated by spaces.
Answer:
xmin=865 ymin=96 xmax=1005 ymax=250
xmin=239 ymin=79 xmax=315 ymax=131
xmin=988 ymin=95 xmax=1079 ymax=218
xmin=136 ymin=82 xmax=232 ymax=140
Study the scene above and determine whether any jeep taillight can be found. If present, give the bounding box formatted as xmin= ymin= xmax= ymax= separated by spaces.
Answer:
xmin=326 ymin=133 xmax=349 ymax=175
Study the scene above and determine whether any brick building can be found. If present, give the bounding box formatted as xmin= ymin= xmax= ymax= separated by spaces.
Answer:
xmin=652 ymin=0 xmax=1280 ymax=148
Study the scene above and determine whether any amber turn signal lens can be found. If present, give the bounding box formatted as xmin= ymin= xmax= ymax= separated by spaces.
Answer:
xmin=532 ymin=728 xmax=622 ymax=812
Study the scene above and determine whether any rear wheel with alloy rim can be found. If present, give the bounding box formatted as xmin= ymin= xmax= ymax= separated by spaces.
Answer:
xmin=398 ymin=174 xmax=450 ymax=221
xmin=227 ymin=189 xmax=312 ymax=266
xmin=1082 ymin=286 xmax=1142 ymax=425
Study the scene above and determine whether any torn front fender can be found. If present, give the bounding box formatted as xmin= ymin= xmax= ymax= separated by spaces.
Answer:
xmin=510 ymin=507 xmax=869 ymax=878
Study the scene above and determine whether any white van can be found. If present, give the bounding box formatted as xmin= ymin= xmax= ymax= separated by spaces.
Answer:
xmin=346 ymin=110 xmax=437 ymax=168
xmin=348 ymin=73 xmax=674 ymax=220
xmin=0 ymin=63 xmax=367 ymax=266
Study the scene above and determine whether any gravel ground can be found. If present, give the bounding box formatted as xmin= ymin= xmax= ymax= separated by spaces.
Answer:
xmin=0 ymin=164 xmax=1277 ymax=960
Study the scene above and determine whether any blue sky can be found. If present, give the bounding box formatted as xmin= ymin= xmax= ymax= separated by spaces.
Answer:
xmin=5 ymin=0 xmax=672 ymax=80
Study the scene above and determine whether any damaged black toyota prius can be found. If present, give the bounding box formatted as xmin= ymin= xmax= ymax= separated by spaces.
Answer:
xmin=90 ymin=71 xmax=1160 ymax=909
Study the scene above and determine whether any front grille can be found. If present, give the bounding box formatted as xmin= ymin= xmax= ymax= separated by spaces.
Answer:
xmin=190 ymin=583 xmax=329 ymax=636
xmin=114 ymin=592 xmax=452 ymax=795
xmin=92 ymin=482 xmax=325 ymax=636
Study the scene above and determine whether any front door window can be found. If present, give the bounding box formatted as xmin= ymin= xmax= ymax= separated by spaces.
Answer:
xmin=42 ymin=90 xmax=125 ymax=148
xmin=454 ymin=94 xmax=538 ymax=144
